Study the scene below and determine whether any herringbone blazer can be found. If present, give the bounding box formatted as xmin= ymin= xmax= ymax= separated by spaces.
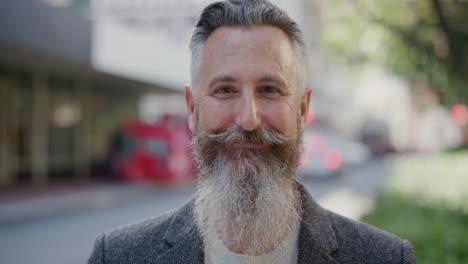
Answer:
xmin=88 ymin=185 xmax=416 ymax=263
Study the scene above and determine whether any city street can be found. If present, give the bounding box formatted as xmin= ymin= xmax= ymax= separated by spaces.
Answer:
xmin=0 ymin=159 xmax=391 ymax=264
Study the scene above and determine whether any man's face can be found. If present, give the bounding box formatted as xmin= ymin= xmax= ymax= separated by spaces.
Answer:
xmin=186 ymin=25 xmax=311 ymax=142
xmin=188 ymin=26 xmax=311 ymax=255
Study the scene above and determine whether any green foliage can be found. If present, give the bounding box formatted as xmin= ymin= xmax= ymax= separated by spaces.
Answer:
xmin=363 ymin=192 xmax=468 ymax=264
xmin=387 ymin=151 xmax=468 ymax=213
xmin=321 ymin=0 xmax=468 ymax=106
xmin=363 ymin=152 xmax=468 ymax=263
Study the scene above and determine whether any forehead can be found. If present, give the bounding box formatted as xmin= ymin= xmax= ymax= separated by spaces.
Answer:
xmin=204 ymin=25 xmax=294 ymax=55
xmin=198 ymin=25 xmax=298 ymax=88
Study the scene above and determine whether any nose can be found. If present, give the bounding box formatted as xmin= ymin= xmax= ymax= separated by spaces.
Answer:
xmin=235 ymin=92 xmax=261 ymax=131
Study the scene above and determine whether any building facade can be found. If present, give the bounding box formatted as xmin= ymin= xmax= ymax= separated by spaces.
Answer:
xmin=0 ymin=0 xmax=177 ymax=187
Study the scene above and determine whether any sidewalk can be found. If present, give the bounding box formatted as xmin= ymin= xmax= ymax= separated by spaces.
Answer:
xmin=0 ymin=182 xmax=166 ymax=225
xmin=0 ymin=159 xmax=389 ymax=225
xmin=304 ymin=158 xmax=391 ymax=220
xmin=317 ymin=188 xmax=376 ymax=220
xmin=0 ymin=184 xmax=378 ymax=226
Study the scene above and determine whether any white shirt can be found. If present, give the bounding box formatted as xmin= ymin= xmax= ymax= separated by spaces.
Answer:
xmin=204 ymin=226 xmax=299 ymax=264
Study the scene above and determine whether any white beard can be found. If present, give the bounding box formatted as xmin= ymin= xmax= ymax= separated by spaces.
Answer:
xmin=191 ymin=127 xmax=302 ymax=256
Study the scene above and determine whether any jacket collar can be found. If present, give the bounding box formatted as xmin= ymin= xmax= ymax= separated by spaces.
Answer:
xmin=297 ymin=183 xmax=339 ymax=263
xmin=161 ymin=182 xmax=339 ymax=263
xmin=160 ymin=199 xmax=204 ymax=263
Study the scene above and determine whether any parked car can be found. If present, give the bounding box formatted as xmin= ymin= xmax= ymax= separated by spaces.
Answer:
xmin=298 ymin=128 xmax=370 ymax=180
xmin=110 ymin=115 xmax=195 ymax=186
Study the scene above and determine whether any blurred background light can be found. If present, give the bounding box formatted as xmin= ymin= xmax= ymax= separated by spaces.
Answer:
xmin=451 ymin=104 xmax=468 ymax=127
xmin=323 ymin=149 xmax=342 ymax=171
xmin=306 ymin=107 xmax=315 ymax=125
xmin=53 ymin=103 xmax=82 ymax=128
xmin=307 ymin=135 xmax=326 ymax=156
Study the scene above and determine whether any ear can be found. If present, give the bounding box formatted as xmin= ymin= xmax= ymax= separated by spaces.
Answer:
xmin=185 ymin=85 xmax=195 ymax=132
xmin=300 ymin=88 xmax=312 ymax=126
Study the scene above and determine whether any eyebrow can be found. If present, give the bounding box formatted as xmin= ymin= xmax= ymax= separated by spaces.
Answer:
xmin=208 ymin=75 xmax=236 ymax=89
xmin=257 ymin=75 xmax=287 ymax=88
xmin=208 ymin=74 xmax=288 ymax=89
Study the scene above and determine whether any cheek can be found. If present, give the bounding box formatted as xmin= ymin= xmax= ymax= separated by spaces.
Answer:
xmin=263 ymin=101 xmax=299 ymax=137
xmin=197 ymin=101 xmax=234 ymax=132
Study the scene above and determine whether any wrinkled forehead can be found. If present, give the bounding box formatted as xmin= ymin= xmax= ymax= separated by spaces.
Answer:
xmin=205 ymin=26 xmax=294 ymax=61
xmin=198 ymin=26 xmax=301 ymax=90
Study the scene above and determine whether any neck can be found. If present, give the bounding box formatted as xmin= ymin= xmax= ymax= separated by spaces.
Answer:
xmin=220 ymin=222 xmax=297 ymax=255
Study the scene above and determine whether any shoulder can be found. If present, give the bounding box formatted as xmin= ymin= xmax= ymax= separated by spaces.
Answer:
xmin=104 ymin=209 xmax=174 ymax=249
xmin=325 ymin=209 xmax=416 ymax=263
xmin=88 ymin=203 xmax=191 ymax=264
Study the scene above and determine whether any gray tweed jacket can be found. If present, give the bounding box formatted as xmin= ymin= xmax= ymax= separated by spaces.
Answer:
xmin=88 ymin=185 xmax=416 ymax=264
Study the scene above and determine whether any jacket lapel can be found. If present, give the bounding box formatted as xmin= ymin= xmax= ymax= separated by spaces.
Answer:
xmin=297 ymin=184 xmax=340 ymax=264
xmin=155 ymin=185 xmax=339 ymax=264
xmin=155 ymin=200 xmax=204 ymax=264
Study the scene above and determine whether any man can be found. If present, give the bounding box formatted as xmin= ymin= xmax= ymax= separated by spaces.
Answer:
xmin=88 ymin=0 xmax=416 ymax=263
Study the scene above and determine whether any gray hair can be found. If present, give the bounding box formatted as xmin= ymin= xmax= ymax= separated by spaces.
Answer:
xmin=189 ymin=0 xmax=308 ymax=92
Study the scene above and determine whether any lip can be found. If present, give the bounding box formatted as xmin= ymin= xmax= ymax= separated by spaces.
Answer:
xmin=230 ymin=142 xmax=265 ymax=149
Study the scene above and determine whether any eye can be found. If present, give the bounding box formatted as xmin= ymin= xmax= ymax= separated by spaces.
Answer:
xmin=211 ymin=86 xmax=237 ymax=99
xmin=259 ymin=86 xmax=281 ymax=95
xmin=217 ymin=86 xmax=235 ymax=94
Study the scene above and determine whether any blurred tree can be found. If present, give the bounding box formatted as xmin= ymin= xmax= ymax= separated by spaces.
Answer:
xmin=321 ymin=0 xmax=468 ymax=107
